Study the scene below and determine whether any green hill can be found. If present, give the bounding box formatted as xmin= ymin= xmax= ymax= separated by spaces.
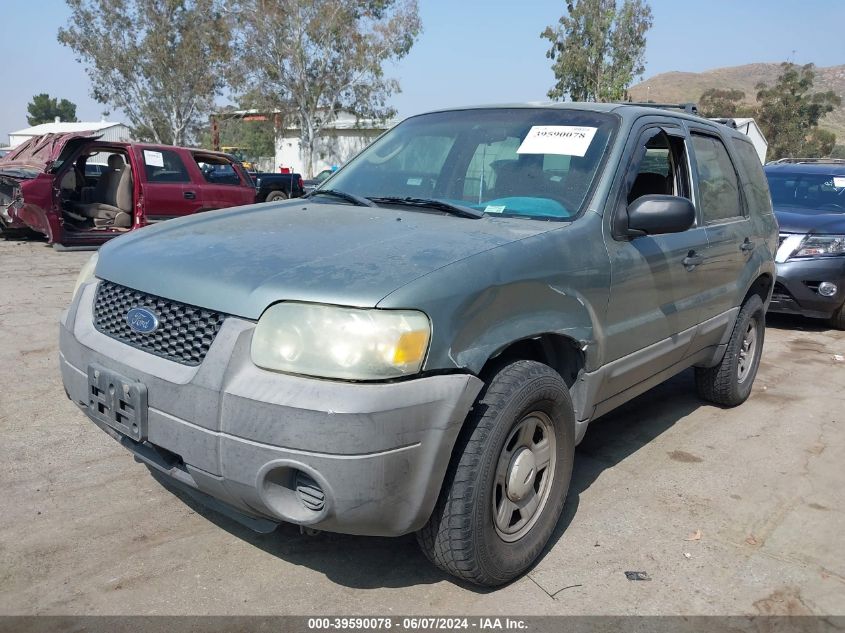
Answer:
xmin=628 ymin=63 xmax=845 ymax=141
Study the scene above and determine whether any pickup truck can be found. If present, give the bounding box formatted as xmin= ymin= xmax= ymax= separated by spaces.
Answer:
xmin=0 ymin=133 xmax=256 ymax=247
xmin=61 ymin=103 xmax=777 ymax=585
xmin=251 ymin=171 xmax=305 ymax=202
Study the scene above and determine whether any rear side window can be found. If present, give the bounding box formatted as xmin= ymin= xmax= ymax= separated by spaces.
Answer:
xmin=143 ymin=149 xmax=190 ymax=183
xmin=731 ymin=138 xmax=772 ymax=216
xmin=194 ymin=154 xmax=243 ymax=186
xmin=691 ymin=134 xmax=742 ymax=223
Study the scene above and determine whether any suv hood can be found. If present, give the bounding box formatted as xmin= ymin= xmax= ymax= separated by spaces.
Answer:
xmin=775 ymin=207 xmax=845 ymax=235
xmin=0 ymin=132 xmax=100 ymax=177
xmin=96 ymin=201 xmax=554 ymax=319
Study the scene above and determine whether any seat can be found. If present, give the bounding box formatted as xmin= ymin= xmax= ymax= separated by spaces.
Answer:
xmin=72 ymin=154 xmax=133 ymax=227
xmin=489 ymin=156 xmax=547 ymax=199
xmin=628 ymin=171 xmax=670 ymax=204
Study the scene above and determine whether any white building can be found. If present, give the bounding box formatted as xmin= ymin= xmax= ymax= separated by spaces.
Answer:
xmin=275 ymin=111 xmax=396 ymax=176
xmin=729 ymin=118 xmax=768 ymax=163
xmin=7 ymin=119 xmax=132 ymax=148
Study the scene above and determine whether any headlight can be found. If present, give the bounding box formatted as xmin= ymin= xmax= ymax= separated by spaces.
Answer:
xmin=792 ymin=235 xmax=845 ymax=258
xmin=72 ymin=252 xmax=98 ymax=297
xmin=251 ymin=302 xmax=431 ymax=380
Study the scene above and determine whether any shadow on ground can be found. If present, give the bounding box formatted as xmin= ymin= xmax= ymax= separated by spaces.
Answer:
xmin=150 ymin=369 xmax=706 ymax=592
xmin=765 ymin=312 xmax=835 ymax=333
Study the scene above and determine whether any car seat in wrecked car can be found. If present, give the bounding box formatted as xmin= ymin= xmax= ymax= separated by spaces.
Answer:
xmin=72 ymin=154 xmax=133 ymax=227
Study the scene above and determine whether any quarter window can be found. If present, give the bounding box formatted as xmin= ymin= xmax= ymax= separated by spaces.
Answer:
xmin=691 ymin=134 xmax=743 ymax=223
xmin=731 ymin=139 xmax=771 ymax=216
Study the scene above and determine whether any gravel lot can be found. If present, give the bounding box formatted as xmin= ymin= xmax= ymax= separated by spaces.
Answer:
xmin=1 ymin=238 xmax=843 ymax=616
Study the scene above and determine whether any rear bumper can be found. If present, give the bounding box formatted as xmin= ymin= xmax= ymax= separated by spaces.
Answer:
xmin=769 ymin=258 xmax=845 ymax=319
xmin=60 ymin=282 xmax=483 ymax=536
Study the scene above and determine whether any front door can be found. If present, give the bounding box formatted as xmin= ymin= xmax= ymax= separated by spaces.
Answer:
xmin=600 ymin=123 xmax=710 ymax=398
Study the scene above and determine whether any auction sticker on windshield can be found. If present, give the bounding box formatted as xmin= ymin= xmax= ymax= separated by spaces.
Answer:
xmin=517 ymin=125 xmax=597 ymax=157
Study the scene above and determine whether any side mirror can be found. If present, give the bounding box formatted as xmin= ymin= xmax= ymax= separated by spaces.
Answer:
xmin=626 ymin=195 xmax=695 ymax=237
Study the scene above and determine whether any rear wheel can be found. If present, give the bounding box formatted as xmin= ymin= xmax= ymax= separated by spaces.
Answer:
xmin=695 ymin=294 xmax=765 ymax=406
xmin=417 ymin=360 xmax=575 ymax=586
xmin=265 ymin=190 xmax=289 ymax=202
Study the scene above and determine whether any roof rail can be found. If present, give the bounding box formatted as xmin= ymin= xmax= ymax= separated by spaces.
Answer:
xmin=767 ymin=157 xmax=845 ymax=165
xmin=622 ymin=102 xmax=699 ymax=115
xmin=708 ymin=118 xmax=739 ymax=129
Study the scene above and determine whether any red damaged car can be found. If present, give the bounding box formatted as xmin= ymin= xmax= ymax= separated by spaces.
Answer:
xmin=0 ymin=133 xmax=256 ymax=247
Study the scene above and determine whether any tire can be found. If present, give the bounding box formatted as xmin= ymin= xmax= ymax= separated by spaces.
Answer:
xmin=417 ymin=360 xmax=575 ymax=586
xmin=828 ymin=304 xmax=845 ymax=330
xmin=695 ymin=294 xmax=765 ymax=406
xmin=265 ymin=190 xmax=289 ymax=202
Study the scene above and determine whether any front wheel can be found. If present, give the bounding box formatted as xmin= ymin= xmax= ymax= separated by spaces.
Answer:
xmin=417 ymin=360 xmax=575 ymax=586
xmin=695 ymin=294 xmax=765 ymax=406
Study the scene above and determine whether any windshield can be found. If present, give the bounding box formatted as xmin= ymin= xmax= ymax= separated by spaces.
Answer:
xmin=766 ymin=171 xmax=845 ymax=212
xmin=325 ymin=108 xmax=617 ymax=220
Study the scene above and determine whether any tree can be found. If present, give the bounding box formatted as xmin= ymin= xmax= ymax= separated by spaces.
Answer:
xmin=26 ymin=93 xmax=79 ymax=126
xmin=58 ymin=0 xmax=232 ymax=146
xmin=542 ymin=0 xmax=653 ymax=102
xmin=698 ymin=89 xmax=755 ymax=119
xmin=755 ymin=63 xmax=840 ymax=160
xmin=229 ymin=0 xmax=421 ymax=176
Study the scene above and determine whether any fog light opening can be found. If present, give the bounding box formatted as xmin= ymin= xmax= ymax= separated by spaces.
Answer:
xmin=818 ymin=281 xmax=838 ymax=297
xmin=294 ymin=470 xmax=326 ymax=512
xmin=260 ymin=464 xmax=329 ymax=523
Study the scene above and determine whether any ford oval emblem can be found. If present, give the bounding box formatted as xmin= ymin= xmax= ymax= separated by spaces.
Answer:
xmin=126 ymin=307 xmax=159 ymax=334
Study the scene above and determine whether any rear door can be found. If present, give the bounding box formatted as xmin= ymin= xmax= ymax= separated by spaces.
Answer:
xmin=190 ymin=152 xmax=255 ymax=209
xmin=687 ymin=127 xmax=755 ymax=322
xmin=135 ymin=146 xmax=203 ymax=223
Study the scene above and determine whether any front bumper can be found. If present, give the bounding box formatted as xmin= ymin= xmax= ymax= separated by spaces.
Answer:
xmin=60 ymin=282 xmax=483 ymax=536
xmin=770 ymin=258 xmax=845 ymax=319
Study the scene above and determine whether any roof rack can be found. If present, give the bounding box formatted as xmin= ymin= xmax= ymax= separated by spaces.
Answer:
xmin=623 ymin=102 xmax=699 ymax=115
xmin=708 ymin=118 xmax=738 ymax=129
xmin=767 ymin=157 xmax=845 ymax=165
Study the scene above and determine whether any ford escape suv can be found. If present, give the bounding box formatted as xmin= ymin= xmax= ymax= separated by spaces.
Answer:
xmin=60 ymin=103 xmax=777 ymax=586
xmin=765 ymin=158 xmax=845 ymax=328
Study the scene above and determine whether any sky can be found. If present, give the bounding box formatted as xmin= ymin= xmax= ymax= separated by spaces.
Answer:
xmin=1 ymin=0 xmax=843 ymax=140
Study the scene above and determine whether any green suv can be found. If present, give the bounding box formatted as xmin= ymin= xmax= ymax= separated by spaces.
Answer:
xmin=61 ymin=103 xmax=777 ymax=586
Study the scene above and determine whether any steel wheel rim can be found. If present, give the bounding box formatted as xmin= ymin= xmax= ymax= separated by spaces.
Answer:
xmin=737 ymin=318 xmax=758 ymax=383
xmin=492 ymin=411 xmax=556 ymax=542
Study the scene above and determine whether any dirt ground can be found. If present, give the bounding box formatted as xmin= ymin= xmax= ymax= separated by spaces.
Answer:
xmin=1 ymin=238 xmax=843 ymax=616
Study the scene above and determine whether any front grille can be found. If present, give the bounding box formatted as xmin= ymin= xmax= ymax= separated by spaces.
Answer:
xmin=93 ymin=281 xmax=227 ymax=366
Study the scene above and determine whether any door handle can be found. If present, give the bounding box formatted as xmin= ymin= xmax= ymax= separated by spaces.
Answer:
xmin=740 ymin=239 xmax=755 ymax=252
xmin=183 ymin=191 xmax=196 ymax=200
xmin=683 ymin=251 xmax=705 ymax=269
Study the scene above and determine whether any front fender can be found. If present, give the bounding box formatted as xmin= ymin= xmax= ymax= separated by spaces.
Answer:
xmin=378 ymin=216 xmax=611 ymax=375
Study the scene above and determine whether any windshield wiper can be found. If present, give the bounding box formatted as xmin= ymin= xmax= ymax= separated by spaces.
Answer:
xmin=308 ymin=188 xmax=376 ymax=207
xmin=368 ymin=196 xmax=483 ymax=219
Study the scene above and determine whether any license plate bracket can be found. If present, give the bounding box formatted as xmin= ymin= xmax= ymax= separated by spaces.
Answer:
xmin=87 ymin=364 xmax=148 ymax=442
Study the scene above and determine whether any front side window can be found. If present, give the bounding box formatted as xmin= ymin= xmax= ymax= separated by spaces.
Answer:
xmin=143 ymin=149 xmax=189 ymax=183
xmin=325 ymin=108 xmax=618 ymax=220
xmin=691 ymin=134 xmax=743 ymax=223
xmin=626 ymin=129 xmax=691 ymax=205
